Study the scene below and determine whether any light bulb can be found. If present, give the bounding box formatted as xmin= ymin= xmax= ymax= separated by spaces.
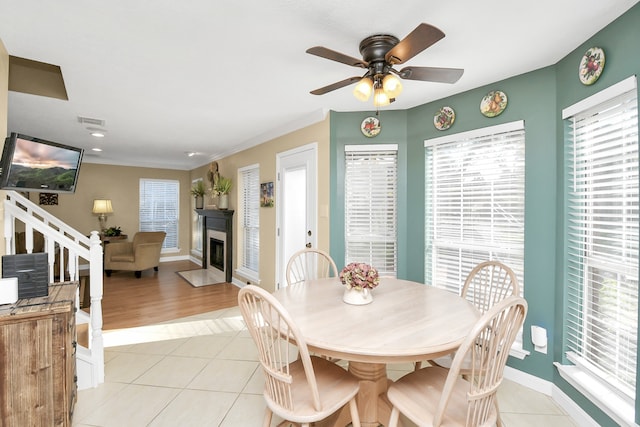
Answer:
xmin=353 ymin=77 xmax=373 ymax=102
xmin=373 ymin=87 xmax=390 ymax=107
xmin=382 ymin=74 xmax=403 ymax=98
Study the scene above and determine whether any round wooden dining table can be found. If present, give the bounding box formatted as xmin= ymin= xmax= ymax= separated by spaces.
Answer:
xmin=272 ymin=277 xmax=480 ymax=427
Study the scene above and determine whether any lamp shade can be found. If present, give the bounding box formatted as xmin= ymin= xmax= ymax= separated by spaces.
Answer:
xmin=353 ymin=77 xmax=373 ymax=102
xmin=382 ymin=74 xmax=403 ymax=98
xmin=373 ymin=87 xmax=391 ymax=107
xmin=92 ymin=199 xmax=113 ymax=214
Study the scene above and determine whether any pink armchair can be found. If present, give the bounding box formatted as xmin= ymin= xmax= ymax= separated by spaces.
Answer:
xmin=104 ymin=232 xmax=166 ymax=278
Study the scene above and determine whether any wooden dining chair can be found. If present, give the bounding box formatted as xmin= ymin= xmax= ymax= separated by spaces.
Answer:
xmin=388 ymin=296 xmax=527 ymax=427
xmin=238 ymin=285 xmax=361 ymax=427
xmin=460 ymin=260 xmax=521 ymax=315
xmin=417 ymin=260 xmax=521 ymax=426
xmin=417 ymin=260 xmax=520 ymax=366
xmin=285 ymin=248 xmax=339 ymax=286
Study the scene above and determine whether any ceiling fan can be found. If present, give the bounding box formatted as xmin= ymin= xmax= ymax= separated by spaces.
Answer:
xmin=306 ymin=23 xmax=463 ymax=107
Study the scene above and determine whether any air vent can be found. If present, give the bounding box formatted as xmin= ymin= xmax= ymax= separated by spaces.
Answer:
xmin=77 ymin=116 xmax=105 ymax=127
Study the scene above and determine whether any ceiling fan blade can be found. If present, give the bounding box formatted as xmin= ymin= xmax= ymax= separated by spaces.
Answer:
xmin=398 ymin=66 xmax=464 ymax=84
xmin=310 ymin=76 xmax=362 ymax=95
xmin=306 ymin=46 xmax=368 ymax=68
xmin=385 ymin=23 xmax=445 ymax=65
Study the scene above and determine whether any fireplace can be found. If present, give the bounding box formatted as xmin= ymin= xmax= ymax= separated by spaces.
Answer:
xmin=196 ymin=208 xmax=234 ymax=283
xmin=209 ymin=238 xmax=224 ymax=271
xmin=206 ymin=229 xmax=226 ymax=283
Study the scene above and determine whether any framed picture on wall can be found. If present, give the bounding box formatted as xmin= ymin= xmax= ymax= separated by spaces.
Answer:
xmin=261 ymin=182 xmax=274 ymax=207
xmin=39 ymin=193 xmax=58 ymax=206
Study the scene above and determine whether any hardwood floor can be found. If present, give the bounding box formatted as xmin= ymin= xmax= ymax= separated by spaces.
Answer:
xmin=88 ymin=259 xmax=240 ymax=331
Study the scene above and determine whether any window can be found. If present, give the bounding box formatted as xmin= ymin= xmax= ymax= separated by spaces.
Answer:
xmin=139 ymin=179 xmax=179 ymax=251
xmin=562 ymin=76 xmax=638 ymax=406
xmin=344 ymin=144 xmax=397 ymax=276
xmin=237 ymin=164 xmax=259 ymax=280
xmin=424 ymin=121 xmax=525 ymax=297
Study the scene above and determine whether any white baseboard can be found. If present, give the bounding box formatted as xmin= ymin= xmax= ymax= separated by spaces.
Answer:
xmin=504 ymin=366 xmax=553 ymax=395
xmin=159 ymin=254 xmax=190 ymax=263
xmin=231 ymin=277 xmax=246 ymax=289
xmin=188 ymin=255 xmax=202 ymax=265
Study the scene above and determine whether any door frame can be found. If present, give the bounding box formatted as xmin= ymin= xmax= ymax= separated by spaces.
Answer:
xmin=275 ymin=142 xmax=318 ymax=289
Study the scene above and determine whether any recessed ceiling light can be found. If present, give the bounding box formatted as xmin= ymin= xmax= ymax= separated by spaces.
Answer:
xmin=185 ymin=151 xmax=198 ymax=157
xmin=92 ymin=148 xmax=103 ymax=152
xmin=86 ymin=126 xmax=107 ymax=137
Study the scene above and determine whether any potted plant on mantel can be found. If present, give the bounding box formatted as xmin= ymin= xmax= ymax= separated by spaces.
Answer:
xmin=212 ymin=176 xmax=232 ymax=210
xmin=190 ymin=180 xmax=206 ymax=209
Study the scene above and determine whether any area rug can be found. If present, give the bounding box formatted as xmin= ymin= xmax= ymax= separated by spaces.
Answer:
xmin=177 ymin=269 xmax=226 ymax=288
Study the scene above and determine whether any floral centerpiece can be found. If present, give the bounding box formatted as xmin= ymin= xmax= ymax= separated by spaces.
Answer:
xmin=339 ymin=262 xmax=380 ymax=291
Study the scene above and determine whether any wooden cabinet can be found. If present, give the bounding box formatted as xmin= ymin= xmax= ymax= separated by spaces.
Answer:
xmin=0 ymin=283 xmax=77 ymax=426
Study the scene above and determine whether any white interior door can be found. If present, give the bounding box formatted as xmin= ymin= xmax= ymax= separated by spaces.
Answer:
xmin=276 ymin=143 xmax=317 ymax=288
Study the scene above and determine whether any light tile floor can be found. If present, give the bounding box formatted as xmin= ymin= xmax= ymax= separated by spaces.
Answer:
xmin=73 ymin=306 xmax=579 ymax=427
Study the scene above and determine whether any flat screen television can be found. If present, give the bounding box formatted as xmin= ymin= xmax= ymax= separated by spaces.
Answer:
xmin=0 ymin=132 xmax=84 ymax=193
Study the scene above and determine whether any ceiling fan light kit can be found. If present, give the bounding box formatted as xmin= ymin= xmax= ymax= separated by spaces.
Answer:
xmin=307 ymin=23 xmax=463 ymax=108
xmin=353 ymin=74 xmax=402 ymax=105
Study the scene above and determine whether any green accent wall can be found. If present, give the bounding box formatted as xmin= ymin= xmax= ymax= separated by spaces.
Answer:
xmin=330 ymin=3 xmax=640 ymax=426
xmin=330 ymin=110 xmax=408 ymax=272
xmin=553 ymin=4 xmax=640 ymax=426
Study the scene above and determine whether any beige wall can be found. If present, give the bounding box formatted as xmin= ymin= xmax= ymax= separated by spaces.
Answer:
xmin=31 ymin=163 xmax=192 ymax=259
xmin=191 ymin=116 xmax=331 ymax=292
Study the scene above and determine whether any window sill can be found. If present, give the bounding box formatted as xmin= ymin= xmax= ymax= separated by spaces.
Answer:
xmin=554 ymin=362 xmax=635 ymax=426
xmin=509 ymin=344 xmax=530 ymax=360
xmin=161 ymin=247 xmax=180 ymax=254
xmin=235 ymin=267 xmax=260 ymax=284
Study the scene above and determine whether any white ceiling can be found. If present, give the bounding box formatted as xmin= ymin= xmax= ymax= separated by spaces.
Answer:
xmin=1 ymin=0 xmax=638 ymax=170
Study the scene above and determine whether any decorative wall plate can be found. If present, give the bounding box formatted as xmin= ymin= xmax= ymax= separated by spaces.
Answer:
xmin=579 ymin=47 xmax=605 ymax=85
xmin=434 ymin=106 xmax=455 ymax=131
xmin=480 ymin=90 xmax=508 ymax=118
xmin=361 ymin=116 xmax=381 ymax=137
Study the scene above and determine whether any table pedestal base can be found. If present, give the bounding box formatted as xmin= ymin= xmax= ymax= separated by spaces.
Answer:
xmin=331 ymin=361 xmax=399 ymax=427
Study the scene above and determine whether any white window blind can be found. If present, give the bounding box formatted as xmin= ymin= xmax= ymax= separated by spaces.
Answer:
xmin=239 ymin=165 xmax=259 ymax=274
xmin=139 ymin=179 xmax=179 ymax=250
xmin=344 ymin=144 xmax=398 ymax=276
xmin=564 ymin=80 xmax=638 ymax=400
xmin=424 ymin=122 xmax=525 ymax=297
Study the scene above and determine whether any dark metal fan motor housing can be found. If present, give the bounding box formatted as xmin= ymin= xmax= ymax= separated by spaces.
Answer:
xmin=306 ymin=23 xmax=464 ymax=99
xmin=359 ymin=34 xmax=399 ymax=77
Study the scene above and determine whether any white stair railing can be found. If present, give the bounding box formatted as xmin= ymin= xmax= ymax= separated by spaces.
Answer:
xmin=2 ymin=191 xmax=104 ymax=389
